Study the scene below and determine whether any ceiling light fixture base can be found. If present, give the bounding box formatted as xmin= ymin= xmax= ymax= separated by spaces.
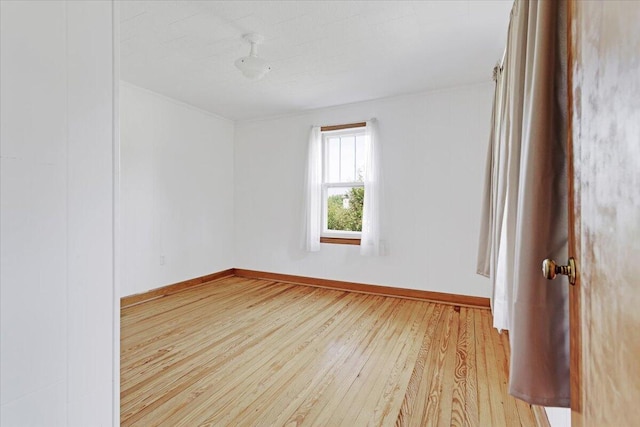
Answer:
xmin=243 ymin=33 xmax=264 ymax=45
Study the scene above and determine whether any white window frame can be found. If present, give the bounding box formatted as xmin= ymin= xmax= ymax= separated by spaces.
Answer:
xmin=320 ymin=128 xmax=365 ymax=239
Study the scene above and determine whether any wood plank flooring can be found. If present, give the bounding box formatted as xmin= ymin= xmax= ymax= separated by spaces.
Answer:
xmin=121 ymin=277 xmax=536 ymax=426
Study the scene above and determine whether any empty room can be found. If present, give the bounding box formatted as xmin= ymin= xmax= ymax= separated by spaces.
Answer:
xmin=1 ymin=1 xmax=638 ymax=427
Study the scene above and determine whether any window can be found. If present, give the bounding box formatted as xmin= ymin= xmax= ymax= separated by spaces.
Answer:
xmin=321 ymin=128 xmax=366 ymax=242
xmin=303 ymin=120 xmax=382 ymax=254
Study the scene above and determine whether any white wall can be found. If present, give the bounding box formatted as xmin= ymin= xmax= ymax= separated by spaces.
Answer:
xmin=120 ymin=83 xmax=235 ymax=297
xmin=234 ymin=83 xmax=493 ymax=297
xmin=1 ymin=1 xmax=116 ymax=425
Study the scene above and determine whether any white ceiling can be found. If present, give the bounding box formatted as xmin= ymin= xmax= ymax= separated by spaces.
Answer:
xmin=120 ymin=1 xmax=512 ymax=121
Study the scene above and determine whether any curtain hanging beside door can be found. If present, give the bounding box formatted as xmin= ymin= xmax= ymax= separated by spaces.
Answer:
xmin=477 ymin=0 xmax=570 ymax=407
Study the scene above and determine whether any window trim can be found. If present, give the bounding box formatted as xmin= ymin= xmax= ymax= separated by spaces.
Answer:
xmin=320 ymin=121 xmax=366 ymax=132
xmin=319 ymin=236 xmax=361 ymax=245
xmin=320 ymin=126 xmax=366 ymax=243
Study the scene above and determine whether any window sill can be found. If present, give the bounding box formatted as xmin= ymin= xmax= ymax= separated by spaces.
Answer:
xmin=320 ymin=237 xmax=361 ymax=246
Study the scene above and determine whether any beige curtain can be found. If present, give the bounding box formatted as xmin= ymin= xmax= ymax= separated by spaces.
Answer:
xmin=477 ymin=0 xmax=569 ymax=407
xmin=477 ymin=62 xmax=511 ymax=332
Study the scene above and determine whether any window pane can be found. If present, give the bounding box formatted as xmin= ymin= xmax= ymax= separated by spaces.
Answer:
xmin=355 ymin=135 xmax=366 ymax=182
xmin=340 ymin=136 xmax=355 ymax=182
xmin=327 ymin=137 xmax=340 ymax=182
xmin=326 ymin=186 xmax=364 ymax=232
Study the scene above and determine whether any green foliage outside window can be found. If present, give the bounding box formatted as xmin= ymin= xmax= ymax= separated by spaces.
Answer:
xmin=327 ymin=187 xmax=364 ymax=232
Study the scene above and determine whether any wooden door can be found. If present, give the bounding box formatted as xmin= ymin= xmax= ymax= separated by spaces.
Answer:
xmin=568 ymin=1 xmax=640 ymax=425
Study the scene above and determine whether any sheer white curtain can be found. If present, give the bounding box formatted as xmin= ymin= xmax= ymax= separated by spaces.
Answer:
xmin=360 ymin=120 xmax=383 ymax=256
xmin=302 ymin=126 xmax=322 ymax=252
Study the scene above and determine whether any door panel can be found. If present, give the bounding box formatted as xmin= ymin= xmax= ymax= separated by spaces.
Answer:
xmin=570 ymin=1 xmax=640 ymax=425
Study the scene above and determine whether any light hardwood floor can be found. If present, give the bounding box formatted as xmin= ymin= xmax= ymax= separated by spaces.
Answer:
xmin=121 ymin=276 xmax=536 ymax=426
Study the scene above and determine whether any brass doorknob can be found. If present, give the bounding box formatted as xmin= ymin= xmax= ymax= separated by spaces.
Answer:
xmin=542 ymin=257 xmax=576 ymax=285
